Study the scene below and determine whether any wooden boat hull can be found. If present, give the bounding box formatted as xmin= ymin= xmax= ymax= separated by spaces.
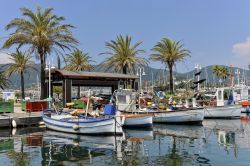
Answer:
xmin=117 ymin=114 xmax=153 ymax=127
xmin=204 ymin=105 xmax=241 ymax=118
xmin=152 ymin=109 xmax=204 ymax=124
xmin=42 ymin=112 xmax=123 ymax=135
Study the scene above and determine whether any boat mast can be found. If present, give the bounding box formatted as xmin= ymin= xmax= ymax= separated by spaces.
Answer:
xmin=230 ymin=64 xmax=232 ymax=87
xmin=85 ymin=89 xmax=91 ymax=117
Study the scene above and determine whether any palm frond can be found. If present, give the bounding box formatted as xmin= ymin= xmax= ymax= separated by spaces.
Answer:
xmin=100 ymin=35 xmax=146 ymax=74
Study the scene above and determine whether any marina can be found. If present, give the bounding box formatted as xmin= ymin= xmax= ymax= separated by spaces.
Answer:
xmin=1 ymin=1 xmax=250 ymax=165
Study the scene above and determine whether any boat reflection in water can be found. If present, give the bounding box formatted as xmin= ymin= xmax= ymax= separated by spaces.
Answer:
xmin=153 ymin=124 xmax=205 ymax=139
xmin=238 ymin=115 xmax=250 ymax=149
xmin=115 ymin=128 xmax=154 ymax=165
xmin=1 ymin=119 xmax=250 ymax=165
xmin=42 ymin=130 xmax=124 ymax=165
xmin=203 ymin=117 xmax=250 ymax=160
xmin=151 ymin=124 xmax=210 ymax=166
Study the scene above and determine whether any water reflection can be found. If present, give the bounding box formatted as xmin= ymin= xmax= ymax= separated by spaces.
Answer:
xmin=154 ymin=124 xmax=205 ymax=139
xmin=152 ymin=124 xmax=210 ymax=166
xmin=0 ymin=120 xmax=250 ymax=165
xmin=239 ymin=115 xmax=250 ymax=149
xmin=42 ymin=130 xmax=123 ymax=165
xmin=115 ymin=129 xmax=153 ymax=165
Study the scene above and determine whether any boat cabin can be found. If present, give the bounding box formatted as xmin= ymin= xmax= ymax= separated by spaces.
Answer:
xmin=114 ymin=89 xmax=137 ymax=112
xmin=205 ymin=85 xmax=248 ymax=107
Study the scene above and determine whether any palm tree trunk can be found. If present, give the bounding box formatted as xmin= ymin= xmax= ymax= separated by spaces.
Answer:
xmin=40 ymin=54 xmax=46 ymax=99
xmin=77 ymin=86 xmax=80 ymax=98
xmin=123 ymin=65 xmax=127 ymax=74
xmin=57 ymin=55 xmax=61 ymax=69
xmin=21 ymin=71 xmax=25 ymax=99
xmin=169 ymin=65 xmax=174 ymax=94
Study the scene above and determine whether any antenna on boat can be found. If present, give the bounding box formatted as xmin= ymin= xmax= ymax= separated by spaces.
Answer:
xmin=235 ymin=69 xmax=241 ymax=86
xmin=230 ymin=64 xmax=232 ymax=87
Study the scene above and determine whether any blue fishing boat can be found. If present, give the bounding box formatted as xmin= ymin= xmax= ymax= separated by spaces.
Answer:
xmin=42 ymin=109 xmax=123 ymax=135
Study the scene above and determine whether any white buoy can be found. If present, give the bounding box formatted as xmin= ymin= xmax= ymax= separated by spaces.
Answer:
xmin=73 ymin=140 xmax=80 ymax=146
xmin=12 ymin=128 xmax=16 ymax=135
xmin=12 ymin=120 xmax=17 ymax=128
xmin=38 ymin=121 xmax=45 ymax=126
xmin=73 ymin=124 xmax=80 ymax=130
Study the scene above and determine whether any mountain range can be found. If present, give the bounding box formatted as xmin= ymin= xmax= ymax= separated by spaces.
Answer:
xmin=0 ymin=63 xmax=249 ymax=89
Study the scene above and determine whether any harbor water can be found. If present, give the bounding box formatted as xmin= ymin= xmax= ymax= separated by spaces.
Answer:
xmin=0 ymin=118 xmax=250 ymax=166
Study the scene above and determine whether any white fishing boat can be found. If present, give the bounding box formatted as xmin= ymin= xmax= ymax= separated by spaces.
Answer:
xmin=42 ymin=110 xmax=123 ymax=135
xmin=204 ymin=105 xmax=242 ymax=118
xmin=149 ymin=108 xmax=205 ymax=124
xmin=114 ymin=89 xmax=153 ymax=127
xmin=203 ymin=86 xmax=248 ymax=118
xmin=117 ymin=113 xmax=153 ymax=127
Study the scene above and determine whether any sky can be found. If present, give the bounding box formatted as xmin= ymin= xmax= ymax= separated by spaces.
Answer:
xmin=1 ymin=0 xmax=250 ymax=73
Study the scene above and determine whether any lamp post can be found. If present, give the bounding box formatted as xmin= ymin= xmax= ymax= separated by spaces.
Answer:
xmin=136 ymin=67 xmax=146 ymax=95
xmin=151 ymin=70 xmax=154 ymax=92
xmin=195 ymin=64 xmax=202 ymax=91
xmin=45 ymin=61 xmax=55 ymax=108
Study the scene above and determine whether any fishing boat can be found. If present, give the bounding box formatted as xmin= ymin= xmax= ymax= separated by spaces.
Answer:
xmin=114 ymin=89 xmax=153 ymax=127
xmin=42 ymin=89 xmax=123 ymax=135
xmin=42 ymin=109 xmax=123 ymax=135
xmin=138 ymin=92 xmax=205 ymax=124
xmin=144 ymin=107 xmax=205 ymax=124
xmin=140 ymin=104 xmax=204 ymax=124
xmin=204 ymin=105 xmax=242 ymax=118
xmin=203 ymin=86 xmax=248 ymax=118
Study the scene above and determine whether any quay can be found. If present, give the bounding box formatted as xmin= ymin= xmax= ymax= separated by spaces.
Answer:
xmin=0 ymin=107 xmax=42 ymax=128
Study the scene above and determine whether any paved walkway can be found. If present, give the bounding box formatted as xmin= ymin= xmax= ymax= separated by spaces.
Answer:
xmin=0 ymin=104 xmax=42 ymax=128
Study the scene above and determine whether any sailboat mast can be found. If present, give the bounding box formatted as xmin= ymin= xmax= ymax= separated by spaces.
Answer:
xmin=230 ymin=64 xmax=232 ymax=86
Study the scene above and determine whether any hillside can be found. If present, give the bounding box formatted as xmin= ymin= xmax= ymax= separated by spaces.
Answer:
xmin=0 ymin=63 xmax=248 ymax=89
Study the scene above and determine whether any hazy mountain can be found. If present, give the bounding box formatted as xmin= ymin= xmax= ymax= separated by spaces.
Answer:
xmin=0 ymin=64 xmax=41 ymax=89
xmin=1 ymin=63 xmax=249 ymax=89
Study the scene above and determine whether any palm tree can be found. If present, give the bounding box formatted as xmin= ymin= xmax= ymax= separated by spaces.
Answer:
xmin=0 ymin=70 xmax=10 ymax=90
xmin=65 ymin=49 xmax=94 ymax=71
xmin=151 ymin=38 xmax=190 ymax=94
xmin=100 ymin=35 xmax=147 ymax=74
xmin=6 ymin=49 xmax=36 ymax=99
xmin=212 ymin=65 xmax=222 ymax=78
xmin=220 ymin=67 xmax=228 ymax=80
xmin=64 ymin=49 xmax=94 ymax=98
xmin=212 ymin=65 xmax=228 ymax=86
xmin=2 ymin=6 xmax=78 ymax=99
